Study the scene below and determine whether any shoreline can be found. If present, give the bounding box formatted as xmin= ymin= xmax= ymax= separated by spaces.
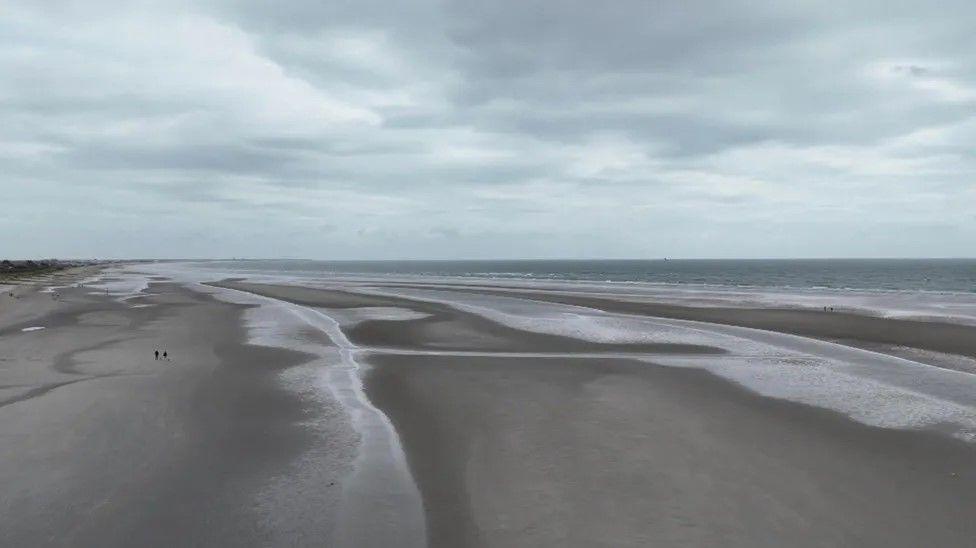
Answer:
xmin=210 ymin=279 xmax=976 ymax=434
xmin=373 ymin=282 xmax=976 ymax=372
xmin=5 ymin=266 xmax=976 ymax=546
xmin=205 ymin=277 xmax=976 ymax=545
xmin=210 ymin=281 xmax=728 ymax=356
xmin=212 ymin=279 xmax=976 ymax=371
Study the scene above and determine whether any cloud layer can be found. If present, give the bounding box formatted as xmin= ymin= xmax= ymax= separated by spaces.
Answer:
xmin=3 ymin=0 xmax=974 ymax=258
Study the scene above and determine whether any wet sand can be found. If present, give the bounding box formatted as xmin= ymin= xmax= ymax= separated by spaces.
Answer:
xmin=379 ymin=282 xmax=976 ymax=369
xmin=365 ymin=354 xmax=976 ymax=547
xmin=5 ymin=272 xmax=976 ymax=546
xmin=0 ymin=274 xmax=349 ymax=546
xmin=214 ymin=281 xmax=725 ymax=355
xmin=213 ymin=279 xmax=976 ymax=546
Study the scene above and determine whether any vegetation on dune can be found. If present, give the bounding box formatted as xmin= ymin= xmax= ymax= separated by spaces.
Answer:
xmin=0 ymin=259 xmax=96 ymax=283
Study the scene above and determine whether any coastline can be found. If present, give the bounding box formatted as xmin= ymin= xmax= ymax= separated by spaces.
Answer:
xmin=372 ymin=282 xmax=976 ymax=372
xmin=206 ymin=277 xmax=976 ymax=545
xmin=5 ymin=265 xmax=976 ymax=546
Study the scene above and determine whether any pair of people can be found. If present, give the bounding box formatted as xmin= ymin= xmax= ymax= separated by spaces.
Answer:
xmin=154 ymin=350 xmax=169 ymax=360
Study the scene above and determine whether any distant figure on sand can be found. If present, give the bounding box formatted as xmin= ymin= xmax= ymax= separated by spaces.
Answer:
xmin=163 ymin=351 xmax=168 ymax=360
xmin=154 ymin=350 xmax=159 ymax=360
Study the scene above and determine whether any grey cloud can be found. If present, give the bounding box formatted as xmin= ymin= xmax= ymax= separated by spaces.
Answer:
xmin=1 ymin=0 xmax=974 ymax=258
xmin=58 ymin=143 xmax=299 ymax=173
xmin=892 ymin=65 xmax=929 ymax=77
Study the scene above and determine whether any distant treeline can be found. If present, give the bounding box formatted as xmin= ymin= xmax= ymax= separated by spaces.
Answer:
xmin=0 ymin=259 xmax=97 ymax=275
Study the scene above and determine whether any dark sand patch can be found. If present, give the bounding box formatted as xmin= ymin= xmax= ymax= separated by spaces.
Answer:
xmin=365 ymin=353 xmax=976 ymax=547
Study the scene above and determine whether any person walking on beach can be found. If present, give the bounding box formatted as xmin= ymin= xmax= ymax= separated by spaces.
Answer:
xmin=163 ymin=351 xmax=168 ymax=360
xmin=154 ymin=350 xmax=159 ymax=360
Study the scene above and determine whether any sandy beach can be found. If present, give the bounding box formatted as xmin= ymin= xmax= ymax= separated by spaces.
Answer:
xmin=2 ymin=266 xmax=976 ymax=546
xmin=367 ymin=355 xmax=976 ymax=547
xmin=0 ymin=271 xmax=348 ymax=546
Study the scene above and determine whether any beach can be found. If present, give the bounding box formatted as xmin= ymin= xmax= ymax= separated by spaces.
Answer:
xmin=2 ymin=264 xmax=976 ymax=546
xmin=0 ymin=271 xmax=358 ymax=546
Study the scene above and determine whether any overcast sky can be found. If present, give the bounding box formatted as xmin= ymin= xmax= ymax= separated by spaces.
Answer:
xmin=3 ymin=1 xmax=974 ymax=259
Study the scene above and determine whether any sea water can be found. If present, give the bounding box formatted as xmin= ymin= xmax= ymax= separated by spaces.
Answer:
xmin=176 ymin=258 xmax=976 ymax=293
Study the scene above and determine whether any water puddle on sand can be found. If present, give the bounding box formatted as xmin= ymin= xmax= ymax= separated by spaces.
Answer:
xmin=286 ymin=305 xmax=426 ymax=548
xmin=355 ymin=285 xmax=976 ymax=443
xmin=82 ymin=268 xmax=152 ymax=301
xmin=193 ymin=281 xmax=427 ymax=548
